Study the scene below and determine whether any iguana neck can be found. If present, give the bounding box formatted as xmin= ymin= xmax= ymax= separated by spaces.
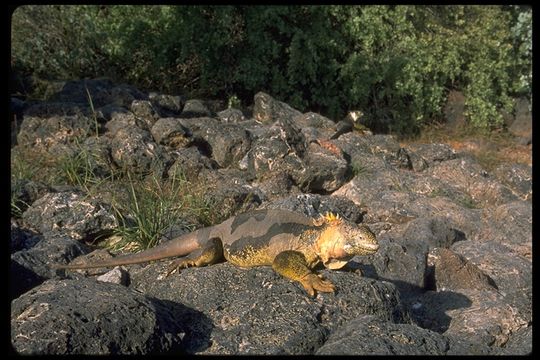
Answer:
xmin=314 ymin=224 xmax=351 ymax=270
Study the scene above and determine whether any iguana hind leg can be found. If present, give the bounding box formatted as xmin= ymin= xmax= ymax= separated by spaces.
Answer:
xmin=272 ymin=250 xmax=335 ymax=296
xmin=165 ymin=237 xmax=224 ymax=276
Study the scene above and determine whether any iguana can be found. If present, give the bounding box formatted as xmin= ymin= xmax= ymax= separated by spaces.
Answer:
xmin=53 ymin=209 xmax=379 ymax=296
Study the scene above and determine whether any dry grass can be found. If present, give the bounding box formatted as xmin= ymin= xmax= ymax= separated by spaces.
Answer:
xmin=400 ymin=123 xmax=532 ymax=171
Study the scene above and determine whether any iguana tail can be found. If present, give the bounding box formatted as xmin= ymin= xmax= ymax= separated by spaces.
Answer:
xmin=51 ymin=227 xmax=208 ymax=270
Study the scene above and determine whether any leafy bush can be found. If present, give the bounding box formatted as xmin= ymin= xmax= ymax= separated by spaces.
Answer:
xmin=11 ymin=5 xmax=532 ymax=134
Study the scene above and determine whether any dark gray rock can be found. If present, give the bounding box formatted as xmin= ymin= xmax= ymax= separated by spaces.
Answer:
xmin=202 ymin=99 xmax=226 ymax=114
xmin=11 ymin=278 xmax=197 ymax=354
xmin=428 ymin=157 xmax=519 ymax=207
xmin=251 ymin=172 xmax=300 ymax=201
xmin=494 ymin=325 xmax=532 ymax=355
xmin=77 ymin=135 xmax=115 ymax=179
xmin=252 ymin=92 xmax=302 ymax=125
xmin=451 ymin=240 xmax=531 ymax=297
xmin=402 ymin=216 xmax=466 ymax=249
xmin=149 ymin=93 xmax=185 ymax=117
xmin=408 ymin=151 xmax=429 ymax=171
xmin=200 ymin=171 xmax=262 ymax=219
xmin=294 ymin=142 xmax=349 ymax=193
xmin=180 ymin=117 xmax=251 ymax=168
xmin=217 ymin=108 xmax=246 ymax=123
xmin=263 ymin=193 xmax=365 ymax=224
xmin=132 ymin=263 xmax=326 ymax=354
xmin=300 ymin=126 xmax=323 ymax=144
xmin=109 ymin=83 xmax=148 ymax=107
xmin=336 ymin=180 xmax=483 ymax=241
xmin=11 ymin=234 xmax=90 ymax=299
xmin=394 ymin=147 xmax=414 ymax=169
xmin=241 ymin=124 xmax=348 ymax=193
xmin=362 ymin=233 xmax=429 ymax=293
xmin=130 ymin=100 xmax=160 ymax=128
xmin=11 ymin=179 xmax=53 ymax=216
xmin=407 ymin=290 xmax=472 ymax=334
xmin=364 ymin=134 xmax=402 ymax=160
xmin=150 ymin=118 xmax=192 ymax=148
xmin=17 ymin=114 xmax=97 ymax=154
xmin=332 ymin=132 xmax=383 ymax=162
xmin=94 ymin=103 xmax=129 ymax=122
xmin=473 ymin=200 xmax=532 ymax=253
xmin=167 ymin=147 xmax=217 ymax=181
xmin=11 ymin=219 xmax=42 ymax=253
xmin=333 ymin=165 xmax=400 ymax=207
xmin=46 ymin=78 xmax=115 ymax=107
xmin=128 ymin=261 xmax=407 ymax=354
xmin=24 ymin=101 xmax=91 ymax=118
xmin=22 ymin=191 xmax=117 ymax=242
xmin=240 ymin=127 xmax=294 ymax=175
xmin=294 ymin=112 xmax=335 ymax=129
xmin=492 ymin=163 xmax=532 ymax=200
xmin=10 ymin=81 xmax=533 ymax=355
xmin=104 ymin=111 xmax=145 ymax=134
xmin=181 ymin=99 xmax=212 ymax=118
xmin=110 ymin=126 xmax=172 ymax=175
xmin=405 ymin=143 xmax=457 ymax=165
xmin=410 ymin=286 xmax=530 ymax=352
xmin=425 ymin=248 xmax=497 ymax=291
xmin=444 ymin=334 xmax=492 ymax=355
xmin=440 ymin=289 xmax=529 ymax=348
xmin=316 ymin=315 xmax=449 ymax=355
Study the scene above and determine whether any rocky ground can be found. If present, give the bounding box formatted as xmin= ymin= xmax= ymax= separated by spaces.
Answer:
xmin=10 ymin=79 xmax=532 ymax=355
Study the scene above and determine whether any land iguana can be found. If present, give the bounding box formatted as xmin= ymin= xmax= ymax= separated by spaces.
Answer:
xmin=329 ymin=110 xmax=364 ymax=140
xmin=53 ymin=209 xmax=379 ymax=296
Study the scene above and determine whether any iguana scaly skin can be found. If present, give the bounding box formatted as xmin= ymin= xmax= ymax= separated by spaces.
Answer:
xmin=53 ymin=209 xmax=379 ymax=296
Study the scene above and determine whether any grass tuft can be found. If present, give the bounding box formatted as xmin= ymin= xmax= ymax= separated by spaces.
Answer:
xmin=110 ymin=170 xmax=215 ymax=252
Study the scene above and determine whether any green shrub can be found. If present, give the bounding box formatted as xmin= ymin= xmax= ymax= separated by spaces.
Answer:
xmin=11 ymin=5 xmax=532 ymax=135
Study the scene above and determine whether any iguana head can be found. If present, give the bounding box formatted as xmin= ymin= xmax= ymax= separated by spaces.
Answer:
xmin=316 ymin=212 xmax=379 ymax=269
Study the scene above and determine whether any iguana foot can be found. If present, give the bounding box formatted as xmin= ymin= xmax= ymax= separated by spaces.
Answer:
xmin=162 ymin=237 xmax=224 ymax=278
xmin=299 ymin=273 xmax=335 ymax=297
xmin=164 ymin=258 xmax=192 ymax=277
xmin=272 ymin=250 xmax=335 ymax=296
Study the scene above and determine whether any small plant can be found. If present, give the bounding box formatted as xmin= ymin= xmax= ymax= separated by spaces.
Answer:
xmin=351 ymin=160 xmax=367 ymax=177
xmin=428 ymin=187 xmax=450 ymax=198
xmin=54 ymin=137 xmax=116 ymax=194
xmin=227 ymin=94 xmax=241 ymax=109
xmin=84 ymin=83 xmax=100 ymax=137
xmin=111 ymin=170 xmax=214 ymax=252
xmin=455 ymin=193 xmax=478 ymax=209
xmin=10 ymin=180 xmax=29 ymax=218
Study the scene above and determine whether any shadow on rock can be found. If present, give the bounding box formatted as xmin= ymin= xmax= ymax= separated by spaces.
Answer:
xmin=347 ymin=260 xmax=473 ymax=333
xmin=145 ymin=298 xmax=213 ymax=354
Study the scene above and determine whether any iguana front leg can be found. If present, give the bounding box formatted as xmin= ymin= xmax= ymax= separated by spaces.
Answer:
xmin=272 ymin=250 xmax=335 ymax=296
xmin=165 ymin=237 xmax=224 ymax=276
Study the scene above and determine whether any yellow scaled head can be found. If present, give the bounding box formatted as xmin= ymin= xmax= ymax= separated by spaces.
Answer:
xmin=320 ymin=212 xmax=379 ymax=256
xmin=316 ymin=212 xmax=379 ymax=271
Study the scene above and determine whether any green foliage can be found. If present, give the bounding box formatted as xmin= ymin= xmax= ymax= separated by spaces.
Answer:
xmin=227 ymin=94 xmax=241 ymax=109
xmin=111 ymin=172 xmax=212 ymax=252
xmin=11 ymin=5 xmax=532 ymax=135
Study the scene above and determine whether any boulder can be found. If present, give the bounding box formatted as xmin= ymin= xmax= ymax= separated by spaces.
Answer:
xmin=11 ymin=278 xmax=191 ymax=354
xmin=22 ymin=191 xmax=117 ymax=242
xmin=252 ymin=92 xmax=302 ymax=125
xmin=181 ymin=99 xmax=212 ymax=118
xmin=316 ymin=315 xmax=450 ymax=355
